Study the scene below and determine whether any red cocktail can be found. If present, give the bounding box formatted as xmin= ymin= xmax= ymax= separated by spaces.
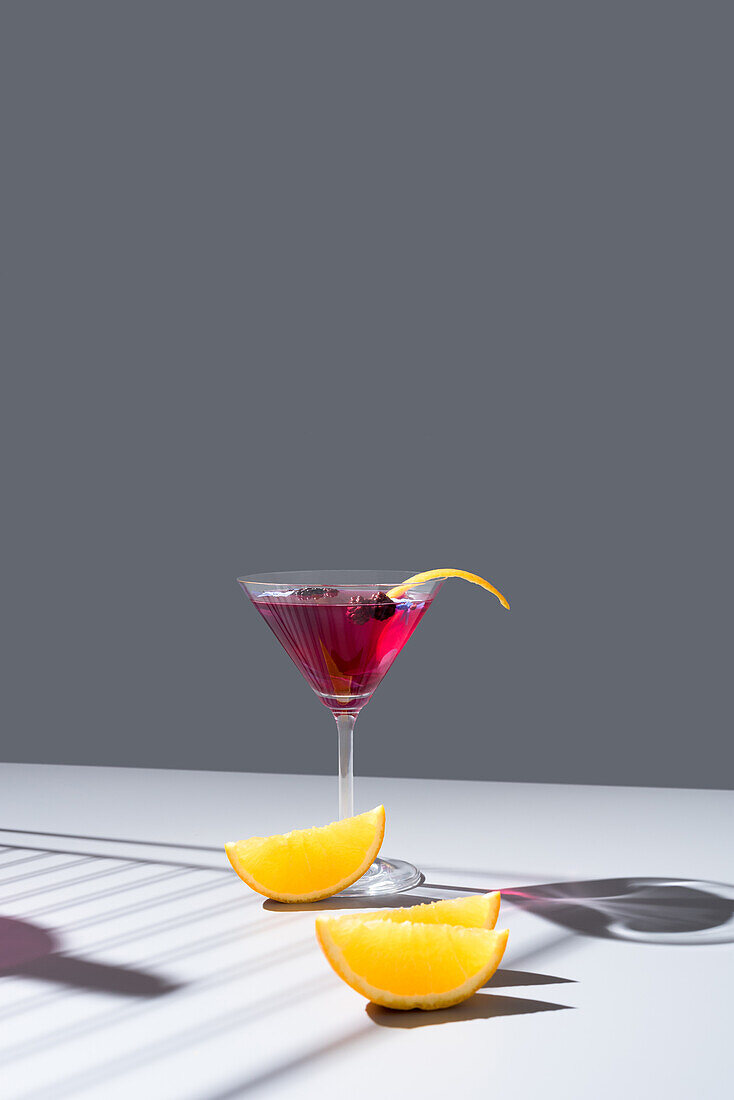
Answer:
xmin=252 ymin=586 xmax=435 ymax=714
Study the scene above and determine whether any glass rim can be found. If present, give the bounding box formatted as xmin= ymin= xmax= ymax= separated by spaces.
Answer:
xmin=237 ymin=569 xmax=443 ymax=590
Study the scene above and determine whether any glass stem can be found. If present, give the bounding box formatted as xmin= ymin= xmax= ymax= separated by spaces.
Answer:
xmin=335 ymin=713 xmax=356 ymax=820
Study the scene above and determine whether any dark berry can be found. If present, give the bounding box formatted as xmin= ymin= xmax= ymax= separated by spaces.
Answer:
xmin=370 ymin=592 xmax=396 ymax=621
xmin=346 ymin=592 xmax=396 ymax=623
xmin=296 ymin=586 xmax=339 ymax=600
xmin=347 ymin=596 xmax=373 ymax=624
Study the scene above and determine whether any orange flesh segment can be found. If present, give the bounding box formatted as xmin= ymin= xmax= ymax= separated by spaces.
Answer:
xmin=345 ymin=892 xmax=500 ymax=930
xmin=316 ymin=918 xmax=509 ymax=1009
xmin=387 ymin=569 xmax=510 ymax=609
xmin=225 ymin=806 xmax=385 ymax=903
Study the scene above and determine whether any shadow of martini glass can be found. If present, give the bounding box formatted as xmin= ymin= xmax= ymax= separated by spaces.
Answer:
xmin=0 ymin=916 xmax=180 ymax=996
xmin=419 ymin=876 xmax=734 ymax=946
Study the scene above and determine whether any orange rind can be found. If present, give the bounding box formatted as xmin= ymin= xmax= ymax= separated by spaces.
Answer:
xmin=387 ymin=569 xmax=510 ymax=609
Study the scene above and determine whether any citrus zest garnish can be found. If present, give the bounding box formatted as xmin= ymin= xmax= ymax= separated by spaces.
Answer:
xmin=225 ymin=806 xmax=385 ymax=903
xmin=387 ymin=569 xmax=510 ymax=609
xmin=316 ymin=917 xmax=509 ymax=1010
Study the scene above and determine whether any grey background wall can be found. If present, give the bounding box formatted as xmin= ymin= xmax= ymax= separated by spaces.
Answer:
xmin=2 ymin=3 xmax=731 ymax=789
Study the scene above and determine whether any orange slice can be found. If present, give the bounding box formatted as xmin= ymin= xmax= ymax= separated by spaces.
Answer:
xmin=225 ymin=806 xmax=385 ymax=903
xmin=316 ymin=918 xmax=509 ymax=1009
xmin=345 ymin=891 xmax=500 ymax=930
xmin=387 ymin=569 xmax=510 ymax=609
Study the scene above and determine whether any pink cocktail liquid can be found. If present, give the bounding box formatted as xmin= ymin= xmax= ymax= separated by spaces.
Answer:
xmin=251 ymin=587 xmax=435 ymax=713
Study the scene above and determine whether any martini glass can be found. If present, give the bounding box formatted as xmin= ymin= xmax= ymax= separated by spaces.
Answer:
xmin=237 ymin=570 xmax=444 ymax=895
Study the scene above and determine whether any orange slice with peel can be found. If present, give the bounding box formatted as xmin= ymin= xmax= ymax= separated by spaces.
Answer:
xmin=316 ymin=917 xmax=509 ymax=1009
xmin=344 ymin=891 xmax=500 ymax=930
xmin=225 ymin=806 xmax=385 ymax=902
xmin=387 ymin=569 xmax=510 ymax=609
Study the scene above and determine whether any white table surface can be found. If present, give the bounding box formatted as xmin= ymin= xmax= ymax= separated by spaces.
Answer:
xmin=0 ymin=763 xmax=731 ymax=1100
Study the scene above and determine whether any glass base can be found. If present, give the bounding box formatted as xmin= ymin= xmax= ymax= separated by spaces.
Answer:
xmin=338 ymin=857 xmax=423 ymax=898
